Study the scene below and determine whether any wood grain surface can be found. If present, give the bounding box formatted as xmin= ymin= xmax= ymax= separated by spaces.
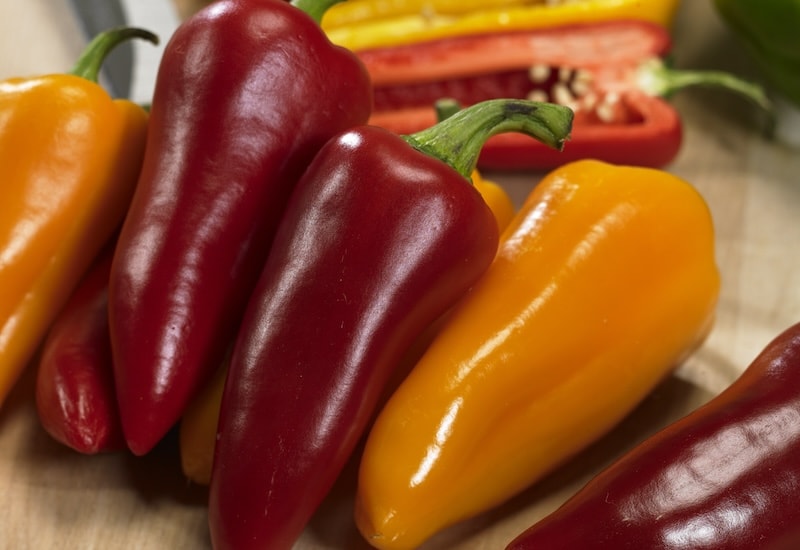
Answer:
xmin=1 ymin=1 xmax=799 ymax=549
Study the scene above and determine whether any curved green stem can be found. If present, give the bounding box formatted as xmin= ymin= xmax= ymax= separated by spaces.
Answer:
xmin=291 ymin=0 xmax=344 ymax=25
xmin=402 ymin=99 xmax=573 ymax=179
xmin=71 ymin=26 xmax=159 ymax=83
xmin=636 ymin=57 xmax=773 ymax=114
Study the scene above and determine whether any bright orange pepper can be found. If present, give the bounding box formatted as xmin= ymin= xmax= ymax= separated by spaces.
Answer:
xmin=0 ymin=28 xmax=156 ymax=406
xmin=324 ymin=0 xmax=681 ymax=51
xmin=177 ymin=173 xmax=517 ymax=486
xmin=471 ymin=171 xmax=516 ymax=233
xmin=354 ymin=159 xmax=721 ymax=549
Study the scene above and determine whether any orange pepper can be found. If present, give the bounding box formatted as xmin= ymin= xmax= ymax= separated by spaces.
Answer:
xmin=177 ymin=173 xmax=517 ymax=485
xmin=0 ymin=27 xmax=156 ymax=406
xmin=472 ymin=171 xmax=516 ymax=233
xmin=354 ymin=159 xmax=721 ymax=549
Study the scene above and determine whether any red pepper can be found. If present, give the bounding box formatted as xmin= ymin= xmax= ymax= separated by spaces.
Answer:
xmin=360 ymin=20 xmax=771 ymax=169
xmin=35 ymin=243 xmax=124 ymax=454
xmin=108 ymin=0 xmax=373 ymax=455
xmin=506 ymin=321 xmax=800 ymax=550
xmin=208 ymin=98 xmax=573 ymax=550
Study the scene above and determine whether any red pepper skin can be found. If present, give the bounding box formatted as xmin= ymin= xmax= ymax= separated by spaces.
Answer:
xmin=362 ymin=21 xmax=682 ymax=169
xmin=506 ymin=322 xmax=800 ymax=550
xmin=208 ymin=125 xmax=500 ymax=550
xmin=35 ymin=245 xmax=124 ymax=454
xmin=108 ymin=0 xmax=372 ymax=455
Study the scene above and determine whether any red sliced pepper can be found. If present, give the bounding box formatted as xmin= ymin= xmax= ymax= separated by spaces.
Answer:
xmin=35 ymin=242 xmax=123 ymax=454
xmin=208 ymin=99 xmax=573 ymax=550
xmin=360 ymin=20 xmax=771 ymax=169
xmin=108 ymin=0 xmax=373 ymax=455
xmin=506 ymin=321 xmax=800 ymax=550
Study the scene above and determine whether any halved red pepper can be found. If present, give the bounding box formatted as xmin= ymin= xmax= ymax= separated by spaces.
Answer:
xmin=360 ymin=20 xmax=771 ymax=169
xmin=35 ymin=242 xmax=124 ymax=454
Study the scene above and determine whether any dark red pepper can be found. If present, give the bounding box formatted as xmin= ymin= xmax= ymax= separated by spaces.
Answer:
xmin=35 ymin=243 xmax=124 ymax=454
xmin=108 ymin=0 xmax=372 ymax=455
xmin=506 ymin=321 xmax=800 ymax=550
xmin=359 ymin=20 xmax=771 ymax=169
xmin=208 ymin=98 xmax=573 ymax=550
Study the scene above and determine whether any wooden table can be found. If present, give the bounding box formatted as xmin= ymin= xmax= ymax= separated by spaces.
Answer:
xmin=1 ymin=1 xmax=799 ymax=548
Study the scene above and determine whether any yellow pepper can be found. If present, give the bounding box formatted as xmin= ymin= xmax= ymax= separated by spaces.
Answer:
xmin=177 ymin=172 xmax=516 ymax=486
xmin=354 ymin=159 xmax=720 ymax=550
xmin=322 ymin=0 xmax=532 ymax=29
xmin=0 ymin=27 xmax=156 ymax=406
xmin=179 ymin=361 xmax=228 ymax=485
xmin=324 ymin=0 xmax=681 ymax=51
xmin=472 ymin=170 xmax=516 ymax=233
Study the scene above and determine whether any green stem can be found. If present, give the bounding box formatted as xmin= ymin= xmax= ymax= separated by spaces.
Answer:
xmin=636 ymin=57 xmax=773 ymax=114
xmin=71 ymin=26 xmax=159 ymax=83
xmin=402 ymin=99 xmax=573 ymax=179
xmin=434 ymin=98 xmax=463 ymax=123
xmin=291 ymin=0 xmax=344 ymax=25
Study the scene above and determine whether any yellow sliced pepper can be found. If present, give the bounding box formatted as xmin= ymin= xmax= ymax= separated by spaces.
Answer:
xmin=177 ymin=172 xmax=516 ymax=486
xmin=0 ymin=27 xmax=155 ymax=406
xmin=322 ymin=0 xmax=533 ymax=29
xmin=325 ymin=0 xmax=681 ymax=51
xmin=355 ymin=159 xmax=720 ymax=550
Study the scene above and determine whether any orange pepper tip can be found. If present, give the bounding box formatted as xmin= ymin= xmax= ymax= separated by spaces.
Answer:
xmin=354 ymin=493 xmax=434 ymax=550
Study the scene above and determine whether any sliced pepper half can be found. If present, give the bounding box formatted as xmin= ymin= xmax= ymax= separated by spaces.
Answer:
xmin=324 ymin=0 xmax=681 ymax=50
xmin=361 ymin=20 xmax=771 ymax=169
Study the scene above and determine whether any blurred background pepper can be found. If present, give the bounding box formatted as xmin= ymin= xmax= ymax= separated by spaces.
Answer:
xmin=713 ymin=0 xmax=800 ymax=146
xmin=323 ymin=0 xmax=681 ymax=51
xmin=0 ymin=27 xmax=155 ymax=408
xmin=358 ymin=18 xmax=771 ymax=169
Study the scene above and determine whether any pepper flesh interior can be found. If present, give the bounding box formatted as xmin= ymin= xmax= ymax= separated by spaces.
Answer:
xmin=372 ymin=64 xmax=645 ymax=125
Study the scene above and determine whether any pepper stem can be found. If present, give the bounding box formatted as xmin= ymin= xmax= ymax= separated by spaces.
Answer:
xmin=71 ymin=26 xmax=159 ymax=83
xmin=636 ymin=57 xmax=773 ymax=115
xmin=291 ymin=0 xmax=345 ymax=25
xmin=402 ymin=99 xmax=573 ymax=179
xmin=435 ymin=98 xmax=463 ymax=123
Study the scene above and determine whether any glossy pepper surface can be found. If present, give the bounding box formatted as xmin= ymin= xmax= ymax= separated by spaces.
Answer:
xmin=355 ymin=159 xmax=721 ymax=550
xmin=506 ymin=321 xmax=800 ymax=550
xmin=177 ymin=168 xmax=515 ymax=487
xmin=108 ymin=0 xmax=373 ymax=456
xmin=35 ymin=243 xmax=124 ymax=454
xmin=323 ymin=0 xmax=680 ymax=51
xmin=0 ymin=27 xmax=154 ymax=407
xmin=209 ymin=99 xmax=573 ymax=550
xmin=360 ymin=20 xmax=772 ymax=169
